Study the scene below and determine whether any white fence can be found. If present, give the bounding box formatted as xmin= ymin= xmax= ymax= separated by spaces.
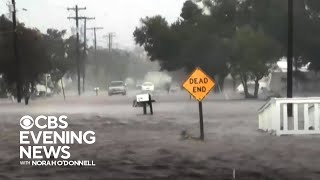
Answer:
xmin=258 ymin=97 xmax=320 ymax=136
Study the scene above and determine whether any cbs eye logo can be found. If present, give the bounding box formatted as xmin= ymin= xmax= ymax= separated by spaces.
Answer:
xmin=20 ymin=116 xmax=34 ymax=130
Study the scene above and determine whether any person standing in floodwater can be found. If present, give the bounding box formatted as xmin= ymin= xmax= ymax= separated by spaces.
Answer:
xmin=23 ymin=83 xmax=31 ymax=105
xmin=165 ymin=82 xmax=171 ymax=94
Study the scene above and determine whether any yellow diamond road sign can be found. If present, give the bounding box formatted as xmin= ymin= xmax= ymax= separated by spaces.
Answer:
xmin=183 ymin=67 xmax=216 ymax=102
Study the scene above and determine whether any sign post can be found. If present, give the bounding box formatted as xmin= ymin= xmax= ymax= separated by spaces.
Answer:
xmin=199 ymin=101 xmax=204 ymax=140
xmin=183 ymin=67 xmax=216 ymax=141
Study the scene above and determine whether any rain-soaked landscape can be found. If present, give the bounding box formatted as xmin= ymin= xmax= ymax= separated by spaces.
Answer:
xmin=2 ymin=0 xmax=320 ymax=179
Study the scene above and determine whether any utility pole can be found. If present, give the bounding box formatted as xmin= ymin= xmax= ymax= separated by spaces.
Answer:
xmin=81 ymin=17 xmax=95 ymax=93
xmin=12 ymin=0 xmax=22 ymax=103
xmin=107 ymin=32 xmax=116 ymax=52
xmin=87 ymin=27 xmax=103 ymax=75
xmin=287 ymin=0 xmax=293 ymax=116
xmin=67 ymin=5 xmax=86 ymax=96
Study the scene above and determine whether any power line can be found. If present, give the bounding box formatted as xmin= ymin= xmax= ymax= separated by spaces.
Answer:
xmin=67 ymin=5 xmax=86 ymax=96
xmin=6 ymin=1 xmax=13 ymax=20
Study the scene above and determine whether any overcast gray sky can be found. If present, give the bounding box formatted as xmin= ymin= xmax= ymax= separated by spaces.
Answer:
xmin=1 ymin=0 xmax=186 ymax=49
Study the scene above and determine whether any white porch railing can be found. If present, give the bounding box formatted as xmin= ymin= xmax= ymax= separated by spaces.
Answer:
xmin=258 ymin=97 xmax=320 ymax=136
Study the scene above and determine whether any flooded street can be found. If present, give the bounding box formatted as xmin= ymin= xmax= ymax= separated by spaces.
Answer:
xmin=0 ymin=92 xmax=319 ymax=180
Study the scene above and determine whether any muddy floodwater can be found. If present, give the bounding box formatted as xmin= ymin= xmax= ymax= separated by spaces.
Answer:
xmin=0 ymin=92 xmax=319 ymax=180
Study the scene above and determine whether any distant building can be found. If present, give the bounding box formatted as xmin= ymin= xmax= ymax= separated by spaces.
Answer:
xmin=267 ymin=60 xmax=320 ymax=96
xmin=235 ymin=59 xmax=320 ymax=97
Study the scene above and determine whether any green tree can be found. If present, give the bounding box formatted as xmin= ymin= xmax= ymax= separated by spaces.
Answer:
xmin=231 ymin=26 xmax=281 ymax=98
xmin=134 ymin=1 xmax=231 ymax=89
xmin=0 ymin=15 xmax=50 ymax=91
xmin=134 ymin=0 xmax=320 ymax=98
xmin=0 ymin=15 xmax=78 ymax=97
xmin=44 ymin=29 xmax=77 ymax=93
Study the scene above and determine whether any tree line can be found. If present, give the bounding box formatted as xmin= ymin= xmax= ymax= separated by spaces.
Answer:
xmin=0 ymin=15 xmax=78 ymax=97
xmin=134 ymin=0 xmax=320 ymax=98
xmin=0 ymin=15 xmax=152 ymax=99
